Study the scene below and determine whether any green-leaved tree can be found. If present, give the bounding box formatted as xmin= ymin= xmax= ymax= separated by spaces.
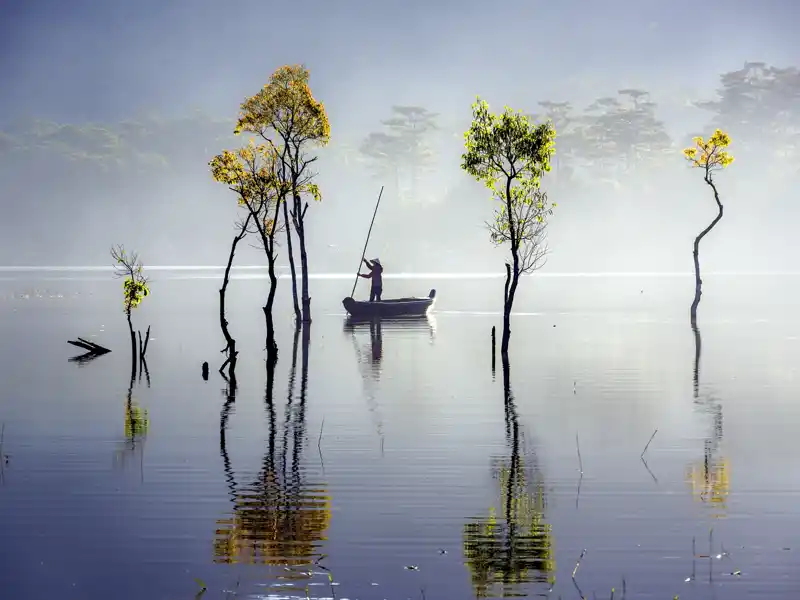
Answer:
xmin=461 ymin=98 xmax=556 ymax=355
xmin=110 ymin=245 xmax=150 ymax=377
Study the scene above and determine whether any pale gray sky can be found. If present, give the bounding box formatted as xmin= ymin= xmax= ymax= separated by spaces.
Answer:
xmin=0 ymin=0 xmax=797 ymax=268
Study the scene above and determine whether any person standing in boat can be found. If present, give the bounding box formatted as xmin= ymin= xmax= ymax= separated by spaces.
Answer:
xmin=358 ymin=258 xmax=383 ymax=302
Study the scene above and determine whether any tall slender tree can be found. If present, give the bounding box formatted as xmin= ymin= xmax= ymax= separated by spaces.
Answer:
xmin=461 ymin=98 xmax=556 ymax=355
xmin=219 ymin=213 xmax=254 ymax=381
xmin=682 ymin=129 xmax=735 ymax=324
xmin=235 ymin=65 xmax=330 ymax=324
xmin=210 ymin=141 xmax=287 ymax=359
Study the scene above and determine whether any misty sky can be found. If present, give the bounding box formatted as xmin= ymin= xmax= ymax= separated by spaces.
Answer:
xmin=3 ymin=0 xmax=798 ymax=128
xmin=1 ymin=0 xmax=798 ymax=269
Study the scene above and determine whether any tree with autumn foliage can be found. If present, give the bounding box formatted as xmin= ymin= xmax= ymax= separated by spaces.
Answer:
xmin=234 ymin=65 xmax=330 ymax=324
xmin=210 ymin=141 xmax=287 ymax=359
xmin=683 ymin=129 xmax=734 ymax=323
xmin=461 ymin=98 xmax=556 ymax=355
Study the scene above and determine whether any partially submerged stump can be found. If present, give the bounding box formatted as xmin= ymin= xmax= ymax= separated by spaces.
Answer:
xmin=67 ymin=337 xmax=111 ymax=364
xmin=138 ymin=325 xmax=151 ymax=362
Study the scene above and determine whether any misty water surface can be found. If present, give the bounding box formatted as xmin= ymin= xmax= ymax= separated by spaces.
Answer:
xmin=0 ymin=271 xmax=798 ymax=600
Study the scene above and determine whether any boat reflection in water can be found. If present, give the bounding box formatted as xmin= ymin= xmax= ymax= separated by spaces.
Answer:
xmin=344 ymin=314 xmax=436 ymax=450
xmin=344 ymin=314 xmax=437 ymax=374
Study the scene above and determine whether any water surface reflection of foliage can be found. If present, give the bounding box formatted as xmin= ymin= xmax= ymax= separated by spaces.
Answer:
xmin=214 ymin=327 xmax=331 ymax=570
xmin=685 ymin=322 xmax=729 ymax=517
xmin=463 ymin=357 xmax=554 ymax=597
xmin=113 ymin=367 xmax=149 ymax=470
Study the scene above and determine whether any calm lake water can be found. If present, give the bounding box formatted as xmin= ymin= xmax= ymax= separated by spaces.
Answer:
xmin=0 ymin=270 xmax=799 ymax=599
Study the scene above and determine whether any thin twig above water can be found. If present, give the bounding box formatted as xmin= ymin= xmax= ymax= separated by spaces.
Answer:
xmin=641 ymin=428 xmax=658 ymax=458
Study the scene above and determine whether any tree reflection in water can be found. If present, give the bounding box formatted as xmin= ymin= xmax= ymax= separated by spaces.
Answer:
xmin=463 ymin=356 xmax=555 ymax=598
xmin=214 ymin=326 xmax=331 ymax=579
xmin=685 ymin=320 xmax=729 ymax=517
xmin=113 ymin=356 xmax=149 ymax=473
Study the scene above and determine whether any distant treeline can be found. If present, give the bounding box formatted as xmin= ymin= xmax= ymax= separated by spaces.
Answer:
xmin=1 ymin=62 xmax=795 ymax=187
xmin=1 ymin=61 xmax=796 ymax=268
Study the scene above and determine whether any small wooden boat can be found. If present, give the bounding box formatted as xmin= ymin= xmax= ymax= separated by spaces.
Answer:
xmin=342 ymin=289 xmax=436 ymax=318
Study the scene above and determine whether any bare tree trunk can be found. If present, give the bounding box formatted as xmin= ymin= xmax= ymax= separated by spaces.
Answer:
xmin=126 ymin=310 xmax=137 ymax=379
xmin=139 ymin=326 xmax=150 ymax=362
xmin=292 ymin=196 xmax=312 ymax=324
xmin=501 ymin=261 xmax=521 ymax=355
xmin=264 ymin=251 xmax=279 ymax=361
xmin=690 ymin=175 xmax=724 ymax=324
xmin=259 ymin=192 xmax=285 ymax=363
xmin=299 ymin=237 xmax=311 ymax=324
xmin=220 ymin=216 xmax=250 ymax=379
xmin=283 ymin=199 xmax=301 ymax=324
xmin=500 ymin=176 xmax=522 ymax=356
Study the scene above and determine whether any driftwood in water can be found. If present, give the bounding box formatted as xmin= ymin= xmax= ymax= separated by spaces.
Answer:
xmin=68 ymin=337 xmax=111 ymax=354
xmin=68 ymin=337 xmax=111 ymax=364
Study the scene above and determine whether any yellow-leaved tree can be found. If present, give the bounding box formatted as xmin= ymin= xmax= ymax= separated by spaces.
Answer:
xmin=235 ymin=65 xmax=330 ymax=325
xmin=683 ymin=129 xmax=734 ymax=323
xmin=210 ymin=140 xmax=288 ymax=359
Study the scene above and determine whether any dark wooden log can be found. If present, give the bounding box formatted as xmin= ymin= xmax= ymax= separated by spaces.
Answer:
xmin=68 ymin=338 xmax=111 ymax=354
xmin=68 ymin=337 xmax=111 ymax=364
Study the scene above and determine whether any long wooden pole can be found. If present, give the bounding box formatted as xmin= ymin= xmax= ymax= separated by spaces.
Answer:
xmin=350 ymin=185 xmax=384 ymax=298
